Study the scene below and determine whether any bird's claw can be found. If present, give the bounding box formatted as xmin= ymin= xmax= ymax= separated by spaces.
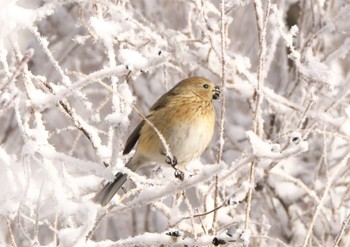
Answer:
xmin=165 ymin=155 xmax=183 ymax=180
xmin=166 ymin=155 xmax=177 ymax=167
xmin=174 ymin=169 xmax=184 ymax=181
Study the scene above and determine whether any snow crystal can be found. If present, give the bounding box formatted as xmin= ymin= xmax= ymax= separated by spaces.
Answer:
xmin=72 ymin=35 xmax=90 ymax=45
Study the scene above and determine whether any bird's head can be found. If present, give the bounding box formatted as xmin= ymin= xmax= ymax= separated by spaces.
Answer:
xmin=174 ymin=77 xmax=220 ymax=101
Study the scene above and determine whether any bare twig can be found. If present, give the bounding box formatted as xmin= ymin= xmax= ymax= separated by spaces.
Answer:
xmin=42 ymin=80 xmax=108 ymax=165
xmin=217 ymin=0 xmax=227 ymax=163
xmin=302 ymin=153 xmax=350 ymax=247
xmin=245 ymin=160 xmax=257 ymax=230
xmin=245 ymin=0 xmax=271 ymax=231
xmin=33 ymin=180 xmax=45 ymax=245
xmin=6 ymin=218 xmax=18 ymax=247
xmin=171 ymin=203 xmax=225 ymax=227
xmin=129 ymin=103 xmax=176 ymax=164
xmin=0 ymin=48 xmax=34 ymax=116
xmin=86 ymin=163 xmax=225 ymax=239
xmin=252 ymin=0 xmax=271 ymax=137
xmin=182 ymin=191 xmax=198 ymax=238
xmin=0 ymin=48 xmax=34 ymax=92
xmin=30 ymin=27 xmax=70 ymax=85
xmin=268 ymin=169 xmax=320 ymax=203
xmin=333 ymin=212 xmax=350 ymax=247
xmin=250 ymin=235 xmax=289 ymax=247
xmin=93 ymin=78 xmax=176 ymax=168
xmin=53 ymin=212 xmax=58 ymax=246
xmin=213 ymin=0 xmax=227 ymax=234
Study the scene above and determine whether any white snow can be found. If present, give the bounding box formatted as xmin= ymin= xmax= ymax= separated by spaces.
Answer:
xmin=118 ymin=49 xmax=148 ymax=70
xmin=1 ymin=0 xmax=350 ymax=246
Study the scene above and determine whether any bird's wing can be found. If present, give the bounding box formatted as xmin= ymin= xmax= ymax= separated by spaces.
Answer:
xmin=123 ymin=120 xmax=145 ymax=155
xmin=150 ymin=89 xmax=178 ymax=111
xmin=123 ymin=86 xmax=178 ymax=154
xmin=149 ymin=94 xmax=170 ymax=111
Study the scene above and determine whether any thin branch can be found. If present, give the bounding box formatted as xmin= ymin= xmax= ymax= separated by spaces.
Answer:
xmin=173 ymin=182 xmax=250 ymax=227
xmin=213 ymin=0 xmax=227 ymax=234
xmin=171 ymin=203 xmax=225 ymax=228
xmin=268 ymin=169 xmax=320 ymax=203
xmin=302 ymin=152 xmax=350 ymax=247
xmin=217 ymin=0 xmax=227 ymax=163
xmin=182 ymin=191 xmax=198 ymax=238
xmin=93 ymin=78 xmax=176 ymax=169
xmin=53 ymin=212 xmax=58 ymax=246
xmin=245 ymin=0 xmax=271 ymax=231
xmin=245 ymin=160 xmax=256 ymax=230
xmin=42 ymin=80 xmax=108 ymax=165
xmin=33 ymin=180 xmax=45 ymax=245
xmin=0 ymin=48 xmax=34 ymax=117
xmin=30 ymin=27 xmax=71 ymax=85
xmin=252 ymin=0 xmax=271 ymax=137
xmin=129 ymin=102 xmax=176 ymax=164
xmin=0 ymin=48 xmax=34 ymax=94
xmin=250 ymin=235 xmax=289 ymax=247
xmin=333 ymin=212 xmax=350 ymax=247
xmin=6 ymin=218 xmax=18 ymax=247
xmin=86 ymin=163 xmax=225 ymax=240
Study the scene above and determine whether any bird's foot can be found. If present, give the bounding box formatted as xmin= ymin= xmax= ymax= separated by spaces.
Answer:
xmin=174 ymin=169 xmax=184 ymax=181
xmin=165 ymin=155 xmax=183 ymax=181
xmin=166 ymin=155 xmax=177 ymax=167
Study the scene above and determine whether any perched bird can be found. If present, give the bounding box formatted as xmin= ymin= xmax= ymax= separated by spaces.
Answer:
xmin=94 ymin=77 xmax=220 ymax=206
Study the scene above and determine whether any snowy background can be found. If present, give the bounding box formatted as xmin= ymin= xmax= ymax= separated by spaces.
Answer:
xmin=1 ymin=0 xmax=350 ymax=246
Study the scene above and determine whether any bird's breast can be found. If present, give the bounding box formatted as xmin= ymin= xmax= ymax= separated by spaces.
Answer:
xmin=166 ymin=114 xmax=215 ymax=166
xmin=137 ymin=101 xmax=215 ymax=166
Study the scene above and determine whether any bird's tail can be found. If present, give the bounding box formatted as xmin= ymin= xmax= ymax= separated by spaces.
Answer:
xmin=93 ymin=157 xmax=139 ymax=206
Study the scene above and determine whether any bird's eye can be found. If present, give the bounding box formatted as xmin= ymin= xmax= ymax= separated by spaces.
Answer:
xmin=203 ymin=84 xmax=209 ymax=89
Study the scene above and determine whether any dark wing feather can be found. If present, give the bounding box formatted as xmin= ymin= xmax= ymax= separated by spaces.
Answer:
xmin=123 ymin=120 xmax=145 ymax=155
xmin=123 ymin=84 xmax=180 ymax=154
xmin=150 ymin=89 xmax=178 ymax=111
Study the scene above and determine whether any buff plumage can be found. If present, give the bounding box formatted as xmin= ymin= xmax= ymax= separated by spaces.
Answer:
xmin=94 ymin=77 xmax=220 ymax=206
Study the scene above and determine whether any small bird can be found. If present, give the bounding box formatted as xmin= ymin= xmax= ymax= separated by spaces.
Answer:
xmin=94 ymin=77 xmax=220 ymax=206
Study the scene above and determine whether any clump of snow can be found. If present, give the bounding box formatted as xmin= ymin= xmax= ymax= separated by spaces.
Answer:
xmin=247 ymin=131 xmax=308 ymax=160
xmin=227 ymin=181 xmax=251 ymax=206
xmin=1 ymin=1 xmax=350 ymax=246
xmin=298 ymin=49 xmax=335 ymax=90
xmin=247 ymin=131 xmax=281 ymax=158
xmin=0 ymin=2 xmax=36 ymax=38
xmin=89 ymin=17 xmax=118 ymax=44
xmin=237 ymin=228 xmax=251 ymax=246
xmin=118 ymin=49 xmax=148 ymax=70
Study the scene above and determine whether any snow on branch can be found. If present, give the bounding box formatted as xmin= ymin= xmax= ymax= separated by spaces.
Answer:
xmin=247 ymin=131 xmax=309 ymax=160
xmin=1 ymin=0 xmax=350 ymax=246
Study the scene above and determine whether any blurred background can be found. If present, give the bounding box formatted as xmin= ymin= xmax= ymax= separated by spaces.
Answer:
xmin=1 ymin=0 xmax=350 ymax=246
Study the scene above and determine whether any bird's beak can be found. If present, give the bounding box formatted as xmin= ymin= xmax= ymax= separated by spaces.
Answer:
xmin=212 ymin=86 xmax=220 ymax=100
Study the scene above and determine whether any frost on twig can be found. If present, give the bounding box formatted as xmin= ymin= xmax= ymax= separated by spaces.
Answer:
xmin=0 ymin=48 xmax=34 ymax=116
xmin=1 ymin=1 xmax=350 ymax=246
xmin=247 ymin=131 xmax=308 ymax=160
